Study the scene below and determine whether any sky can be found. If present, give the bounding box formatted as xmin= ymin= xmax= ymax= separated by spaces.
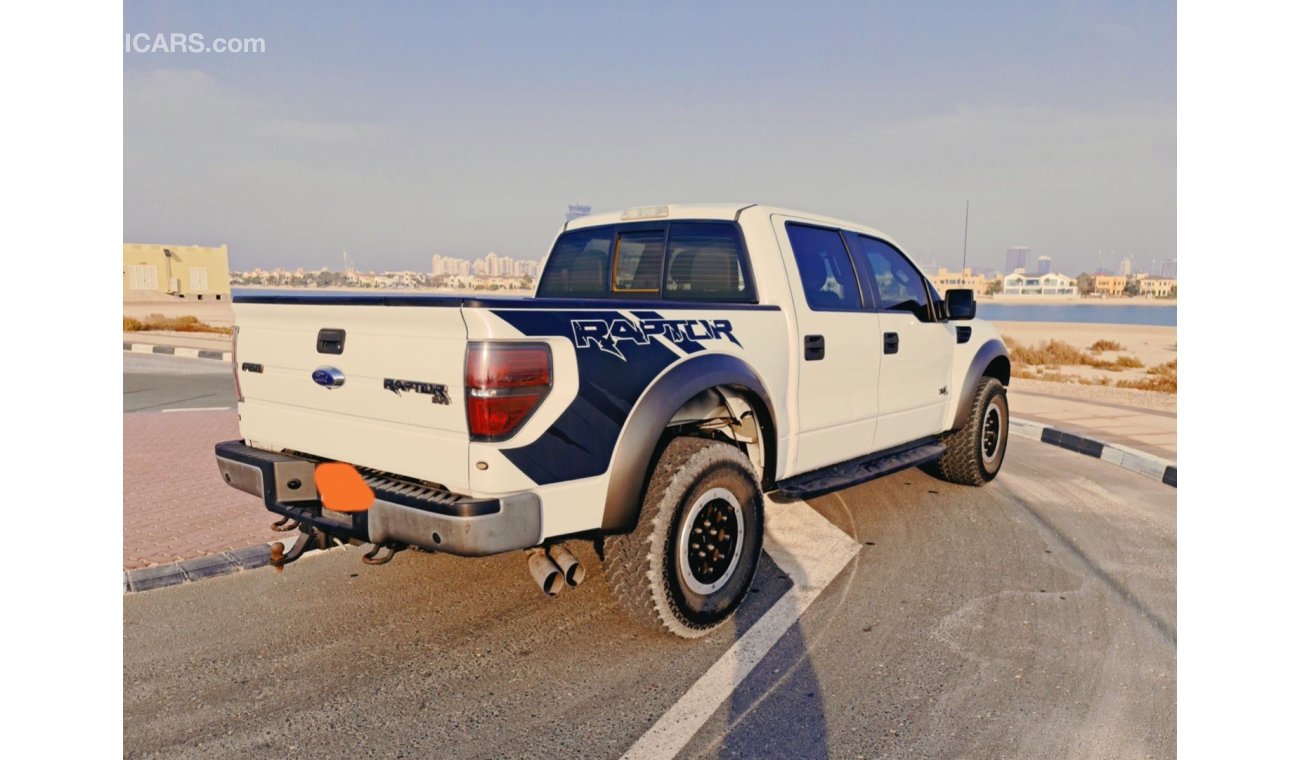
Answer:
xmin=123 ymin=1 xmax=1175 ymax=275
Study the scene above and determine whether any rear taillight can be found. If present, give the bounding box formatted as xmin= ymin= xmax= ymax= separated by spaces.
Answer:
xmin=231 ymin=325 xmax=244 ymax=403
xmin=466 ymin=342 xmax=552 ymax=441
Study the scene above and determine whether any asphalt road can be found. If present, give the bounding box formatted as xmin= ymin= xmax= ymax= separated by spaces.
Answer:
xmin=124 ymin=353 xmax=235 ymax=413
xmin=123 ymin=441 xmax=1175 ymax=759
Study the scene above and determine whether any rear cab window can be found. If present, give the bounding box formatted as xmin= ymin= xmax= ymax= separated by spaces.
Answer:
xmin=785 ymin=222 xmax=864 ymax=310
xmin=537 ymin=221 xmax=756 ymax=303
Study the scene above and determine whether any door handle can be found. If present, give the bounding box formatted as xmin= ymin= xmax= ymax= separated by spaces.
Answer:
xmin=883 ymin=332 xmax=899 ymax=354
xmin=804 ymin=335 xmax=825 ymax=361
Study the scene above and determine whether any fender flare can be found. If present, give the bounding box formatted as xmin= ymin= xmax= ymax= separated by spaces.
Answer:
xmin=954 ymin=338 xmax=1010 ymax=427
xmin=601 ymin=353 xmax=777 ymax=533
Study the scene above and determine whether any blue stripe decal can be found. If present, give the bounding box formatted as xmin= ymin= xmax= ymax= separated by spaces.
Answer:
xmin=492 ymin=310 xmax=680 ymax=484
xmin=491 ymin=309 xmax=744 ymax=484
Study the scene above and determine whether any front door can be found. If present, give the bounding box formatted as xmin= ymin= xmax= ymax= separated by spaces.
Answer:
xmin=848 ymin=234 xmax=954 ymax=451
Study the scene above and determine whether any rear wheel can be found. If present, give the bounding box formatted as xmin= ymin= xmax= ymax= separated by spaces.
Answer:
xmin=930 ymin=377 xmax=1008 ymax=485
xmin=605 ymin=437 xmax=764 ymax=638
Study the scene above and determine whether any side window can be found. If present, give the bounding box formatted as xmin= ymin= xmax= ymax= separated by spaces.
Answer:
xmin=664 ymin=222 xmax=755 ymax=302
xmin=786 ymin=223 xmax=863 ymax=310
xmin=613 ymin=229 xmax=666 ymax=295
xmin=854 ymin=236 xmax=934 ymax=321
xmin=536 ymin=229 xmax=613 ymax=298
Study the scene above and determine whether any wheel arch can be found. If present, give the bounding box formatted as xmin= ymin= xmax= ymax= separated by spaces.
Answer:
xmin=601 ymin=353 xmax=777 ymax=533
xmin=953 ymin=339 xmax=1010 ymax=430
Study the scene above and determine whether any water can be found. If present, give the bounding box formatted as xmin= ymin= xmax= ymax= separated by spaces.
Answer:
xmin=978 ymin=303 xmax=1176 ymax=326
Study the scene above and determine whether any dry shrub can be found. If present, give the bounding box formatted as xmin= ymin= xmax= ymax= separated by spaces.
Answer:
xmin=1147 ymin=359 xmax=1177 ymax=376
xmin=1009 ymin=338 xmax=1143 ymax=370
xmin=123 ymin=313 xmax=232 ymax=334
xmin=1118 ymin=375 xmax=1177 ymax=393
xmin=1090 ymin=339 xmax=1125 ymax=352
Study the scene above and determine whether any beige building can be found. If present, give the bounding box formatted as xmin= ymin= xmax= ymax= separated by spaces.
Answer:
xmin=1002 ymin=272 xmax=1078 ymax=297
xmin=1137 ymin=277 xmax=1176 ymax=298
xmin=1092 ymin=274 xmax=1127 ymax=297
xmin=123 ymin=243 xmax=232 ymax=299
xmin=930 ymin=267 xmax=991 ymax=296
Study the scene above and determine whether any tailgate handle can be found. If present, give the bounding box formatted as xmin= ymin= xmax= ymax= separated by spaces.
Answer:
xmin=317 ymin=328 xmax=346 ymax=355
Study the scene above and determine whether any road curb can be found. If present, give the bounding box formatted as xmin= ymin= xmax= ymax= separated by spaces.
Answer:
xmin=124 ymin=341 xmax=230 ymax=362
xmin=123 ymin=535 xmax=327 ymax=593
xmin=1009 ymin=417 xmax=1176 ymax=487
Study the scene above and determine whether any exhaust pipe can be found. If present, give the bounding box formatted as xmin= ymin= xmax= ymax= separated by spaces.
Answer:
xmin=526 ymin=548 xmax=563 ymax=596
xmin=548 ymin=543 xmax=586 ymax=587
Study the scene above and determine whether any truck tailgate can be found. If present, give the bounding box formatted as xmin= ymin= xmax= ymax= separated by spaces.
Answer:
xmin=233 ymin=301 xmax=471 ymax=492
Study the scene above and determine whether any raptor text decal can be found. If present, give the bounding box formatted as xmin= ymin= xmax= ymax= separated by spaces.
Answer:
xmin=571 ymin=317 xmax=740 ymax=360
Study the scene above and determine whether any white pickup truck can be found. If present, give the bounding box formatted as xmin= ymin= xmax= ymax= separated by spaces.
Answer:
xmin=216 ymin=203 xmax=1010 ymax=637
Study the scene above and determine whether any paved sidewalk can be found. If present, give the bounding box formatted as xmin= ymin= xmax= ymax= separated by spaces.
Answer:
xmin=124 ymin=410 xmax=277 ymax=569
xmin=1006 ymin=387 xmax=1177 ymax=460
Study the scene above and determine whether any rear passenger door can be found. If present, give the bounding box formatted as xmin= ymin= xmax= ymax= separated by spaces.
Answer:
xmin=848 ymin=235 xmax=954 ymax=450
xmin=773 ymin=217 xmax=882 ymax=474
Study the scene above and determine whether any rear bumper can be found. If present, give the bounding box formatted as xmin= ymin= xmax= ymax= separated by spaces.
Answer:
xmin=214 ymin=441 xmax=543 ymax=556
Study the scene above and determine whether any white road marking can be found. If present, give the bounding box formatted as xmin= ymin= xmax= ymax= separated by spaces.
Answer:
xmin=621 ymin=497 xmax=860 ymax=760
xmin=161 ymin=406 xmax=232 ymax=413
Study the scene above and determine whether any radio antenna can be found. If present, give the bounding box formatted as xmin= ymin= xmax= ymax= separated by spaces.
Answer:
xmin=962 ymin=200 xmax=970 ymax=271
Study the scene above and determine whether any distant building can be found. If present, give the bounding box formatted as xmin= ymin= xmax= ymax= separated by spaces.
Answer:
xmin=1036 ymin=256 xmax=1052 ymax=275
xmin=1005 ymin=246 xmax=1030 ymax=274
xmin=1119 ymin=256 xmax=1133 ymax=277
xmin=1159 ymin=259 xmax=1178 ymax=278
xmin=1137 ymin=277 xmax=1176 ymax=298
xmin=1092 ymin=274 xmax=1127 ymax=297
xmin=930 ymin=267 xmax=991 ymax=296
xmin=123 ymin=243 xmax=231 ymax=299
xmin=1002 ymin=272 xmax=1078 ymax=297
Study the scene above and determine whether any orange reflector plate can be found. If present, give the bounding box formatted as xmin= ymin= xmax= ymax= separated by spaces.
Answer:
xmin=314 ymin=463 xmax=375 ymax=512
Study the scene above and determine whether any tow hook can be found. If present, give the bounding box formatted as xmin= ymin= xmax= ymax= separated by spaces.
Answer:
xmin=270 ymin=516 xmax=300 ymax=533
xmin=361 ymin=543 xmax=404 ymax=566
xmin=269 ymin=526 xmax=336 ymax=571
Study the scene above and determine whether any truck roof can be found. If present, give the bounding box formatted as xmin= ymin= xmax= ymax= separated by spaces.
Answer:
xmin=566 ymin=202 xmax=898 ymax=245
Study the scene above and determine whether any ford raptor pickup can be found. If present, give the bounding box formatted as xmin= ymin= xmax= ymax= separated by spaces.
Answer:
xmin=215 ymin=203 xmax=1011 ymax=638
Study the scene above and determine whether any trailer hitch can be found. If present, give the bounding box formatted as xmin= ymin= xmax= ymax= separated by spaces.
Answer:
xmin=269 ymin=527 xmax=337 ymax=571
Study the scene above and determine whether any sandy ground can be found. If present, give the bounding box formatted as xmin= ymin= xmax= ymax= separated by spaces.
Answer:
xmin=124 ymin=293 xmax=236 ymax=327
xmin=993 ymin=320 xmax=1176 ymax=397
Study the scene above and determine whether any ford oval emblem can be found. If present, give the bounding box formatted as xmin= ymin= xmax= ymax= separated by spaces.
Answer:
xmin=312 ymin=366 xmax=345 ymax=389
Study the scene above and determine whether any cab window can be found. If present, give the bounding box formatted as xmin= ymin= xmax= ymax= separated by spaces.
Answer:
xmin=664 ymin=222 xmax=755 ymax=302
xmin=853 ymin=236 xmax=934 ymax=321
xmin=536 ymin=229 xmax=613 ymax=298
xmin=786 ymin=223 xmax=863 ymax=310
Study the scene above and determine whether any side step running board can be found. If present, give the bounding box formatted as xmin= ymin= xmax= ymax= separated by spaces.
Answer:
xmin=776 ymin=439 xmax=946 ymax=500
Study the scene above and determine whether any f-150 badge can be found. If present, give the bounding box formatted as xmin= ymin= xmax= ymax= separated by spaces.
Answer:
xmin=384 ymin=378 xmax=451 ymax=405
xmin=571 ymin=317 xmax=740 ymax=361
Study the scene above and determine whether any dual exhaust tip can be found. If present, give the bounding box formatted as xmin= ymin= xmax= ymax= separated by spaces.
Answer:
xmin=527 ymin=544 xmax=586 ymax=596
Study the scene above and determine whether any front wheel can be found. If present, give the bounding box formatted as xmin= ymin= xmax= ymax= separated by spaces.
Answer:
xmin=605 ymin=437 xmax=764 ymax=638
xmin=930 ymin=377 xmax=1009 ymax=486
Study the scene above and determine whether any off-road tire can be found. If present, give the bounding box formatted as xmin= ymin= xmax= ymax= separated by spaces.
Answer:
xmin=605 ymin=437 xmax=764 ymax=638
xmin=930 ymin=377 xmax=1009 ymax=486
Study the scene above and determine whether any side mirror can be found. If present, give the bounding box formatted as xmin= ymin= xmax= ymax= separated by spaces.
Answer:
xmin=944 ymin=289 xmax=977 ymax=320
